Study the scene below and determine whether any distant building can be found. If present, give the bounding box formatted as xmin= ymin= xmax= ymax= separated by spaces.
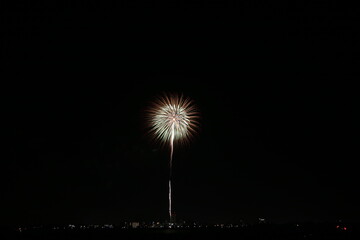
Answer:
xmin=131 ymin=222 xmax=140 ymax=228
xmin=258 ymin=218 xmax=266 ymax=224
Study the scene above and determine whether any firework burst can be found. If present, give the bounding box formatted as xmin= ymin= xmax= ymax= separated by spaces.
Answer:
xmin=147 ymin=93 xmax=199 ymax=222
xmin=147 ymin=93 xmax=199 ymax=146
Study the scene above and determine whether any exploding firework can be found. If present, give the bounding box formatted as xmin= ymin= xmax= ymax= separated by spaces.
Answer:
xmin=147 ymin=93 xmax=199 ymax=222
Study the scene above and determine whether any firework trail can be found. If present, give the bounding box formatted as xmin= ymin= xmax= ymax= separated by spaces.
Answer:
xmin=169 ymin=124 xmax=174 ymax=219
xmin=147 ymin=93 xmax=199 ymax=222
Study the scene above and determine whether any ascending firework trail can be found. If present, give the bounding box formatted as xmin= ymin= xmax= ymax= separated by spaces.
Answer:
xmin=147 ymin=93 xmax=199 ymax=222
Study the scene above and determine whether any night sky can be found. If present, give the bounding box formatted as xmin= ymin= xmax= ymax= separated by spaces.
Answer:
xmin=4 ymin=1 xmax=359 ymax=226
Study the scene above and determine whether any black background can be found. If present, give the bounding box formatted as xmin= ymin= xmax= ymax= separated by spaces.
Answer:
xmin=3 ymin=1 xmax=359 ymax=225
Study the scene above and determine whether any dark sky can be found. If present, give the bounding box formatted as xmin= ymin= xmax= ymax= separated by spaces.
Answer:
xmin=4 ymin=1 xmax=359 ymax=225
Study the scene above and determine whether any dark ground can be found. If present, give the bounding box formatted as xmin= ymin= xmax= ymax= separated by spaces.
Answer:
xmin=2 ymin=223 xmax=359 ymax=240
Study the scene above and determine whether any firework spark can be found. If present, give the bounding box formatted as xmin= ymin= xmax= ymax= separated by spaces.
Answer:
xmin=147 ymin=93 xmax=199 ymax=222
